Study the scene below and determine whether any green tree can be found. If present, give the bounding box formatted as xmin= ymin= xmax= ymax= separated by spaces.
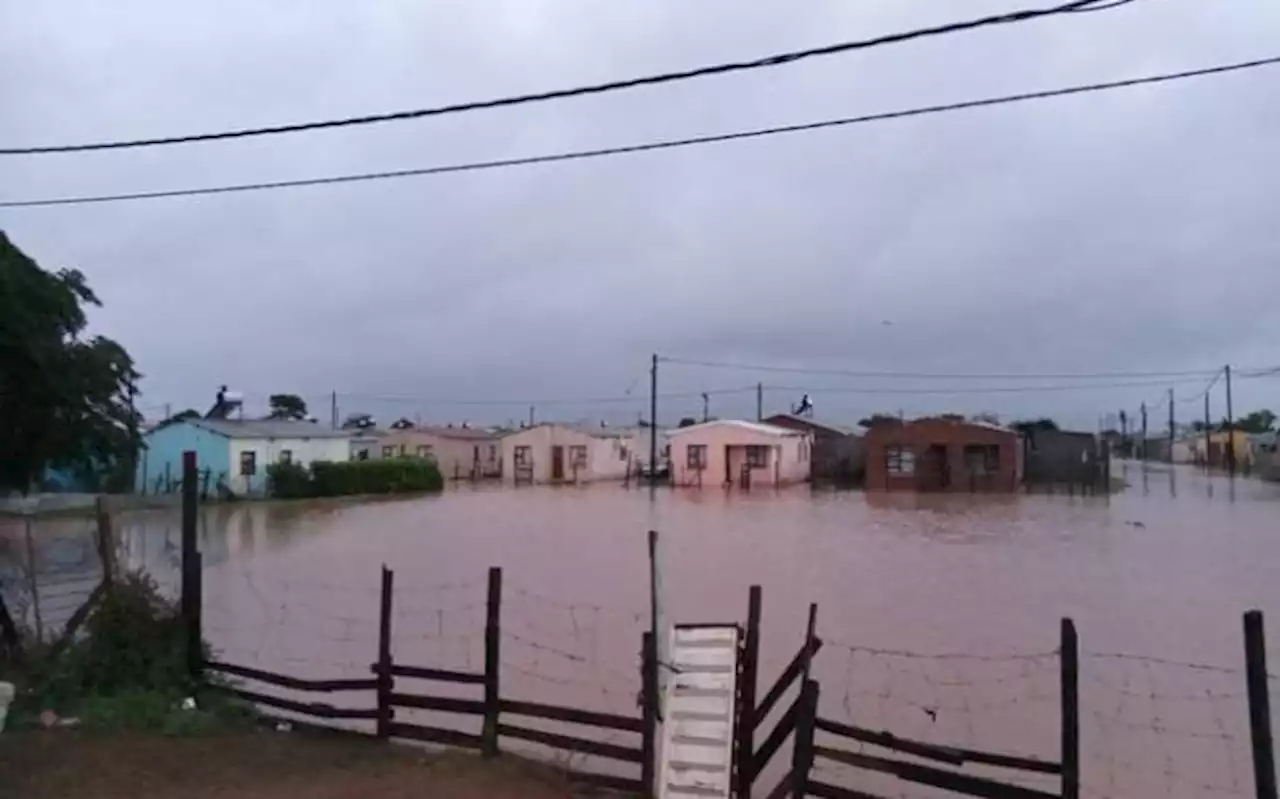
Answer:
xmin=267 ymin=393 xmax=308 ymax=420
xmin=1011 ymin=418 xmax=1060 ymax=435
xmin=0 ymin=232 xmax=141 ymax=493
xmin=858 ymin=414 xmax=901 ymax=428
xmin=1232 ymin=409 xmax=1277 ymax=434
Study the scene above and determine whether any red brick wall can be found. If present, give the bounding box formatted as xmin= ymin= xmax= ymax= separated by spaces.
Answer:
xmin=865 ymin=419 xmax=1021 ymax=492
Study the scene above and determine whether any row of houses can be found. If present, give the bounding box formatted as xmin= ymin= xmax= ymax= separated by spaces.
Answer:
xmin=135 ymin=406 xmax=1108 ymax=497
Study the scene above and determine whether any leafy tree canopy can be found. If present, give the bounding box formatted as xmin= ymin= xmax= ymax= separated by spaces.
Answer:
xmin=0 ymin=231 xmax=141 ymax=493
xmin=1232 ymin=409 xmax=1276 ymax=434
xmin=267 ymin=393 xmax=308 ymax=420
xmin=1011 ymin=418 xmax=1060 ymax=434
xmin=857 ymin=414 xmax=901 ymax=428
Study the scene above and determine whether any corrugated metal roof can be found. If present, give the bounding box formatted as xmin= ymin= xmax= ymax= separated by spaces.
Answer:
xmin=764 ymin=414 xmax=864 ymax=437
xmin=665 ymin=419 xmax=803 ymax=438
xmin=187 ymin=419 xmax=353 ymax=439
xmin=414 ymin=425 xmax=498 ymax=441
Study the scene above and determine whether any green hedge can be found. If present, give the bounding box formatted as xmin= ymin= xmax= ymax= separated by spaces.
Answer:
xmin=268 ymin=457 xmax=443 ymax=499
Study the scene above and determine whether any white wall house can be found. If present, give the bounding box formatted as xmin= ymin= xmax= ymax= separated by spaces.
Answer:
xmin=666 ymin=420 xmax=812 ymax=488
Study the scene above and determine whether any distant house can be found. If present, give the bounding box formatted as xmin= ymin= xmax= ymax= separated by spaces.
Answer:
xmin=1021 ymin=428 xmax=1108 ymax=491
xmin=135 ymin=418 xmax=352 ymax=497
xmin=499 ymin=423 xmax=643 ymax=485
xmin=1187 ymin=430 xmax=1256 ymax=471
xmin=764 ymin=414 xmax=865 ymax=484
xmin=667 ymin=420 xmax=811 ymax=489
xmin=377 ymin=425 xmax=501 ymax=480
xmin=865 ymin=417 xmax=1022 ymax=492
xmin=348 ymin=429 xmax=386 ymax=462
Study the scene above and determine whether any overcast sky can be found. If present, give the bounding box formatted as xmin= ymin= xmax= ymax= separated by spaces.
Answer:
xmin=2 ymin=0 xmax=1277 ymax=429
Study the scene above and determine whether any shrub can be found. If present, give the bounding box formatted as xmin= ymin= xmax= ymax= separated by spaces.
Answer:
xmin=267 ymin=460 xmax=314 ymax=499
xmin=267 ymin=458 xmax=444 ymax=499
xmin=310 ymin=458 xmax=443 ymax=496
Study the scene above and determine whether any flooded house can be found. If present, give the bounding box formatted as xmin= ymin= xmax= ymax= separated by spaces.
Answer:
xmin=1020 ymin=428 xmax=1109 ymax=491
xmin=666 ymin=419 xmax=812 ymax=488
xmin=499 ymin=423 xmax=642 ymax=485
xmin=865 ymin=416 xmax=1022 ymax=492
xmin=376 ymin=425 xmax=501 ymax=480
xmin=763 ymin=413 xmax=866 ymax=484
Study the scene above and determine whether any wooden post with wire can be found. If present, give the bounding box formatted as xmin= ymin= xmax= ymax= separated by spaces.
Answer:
xmin=482 ymin=566 xmax=503 ymax=757
xmin=736 ymin=585 xmax=762 ymax=799
xmin=790 ymin=679 xmax=819 ymax=799
xmin=1244 ymin=610 xmax=1277 ymax=799
xmin=1226 ymin=364 xmax=1237 ymax=475
xmin=649 ymin=354 xmax=659 ymax=486
xmin=1061 ymin=618 xmax=1080 ymax=799
xmin=375 ymin=565 xmax=394 ymax=739
xmin=180 ymin=451 xmax=203 ymax=685
xmin=641 ymin=631 xmax=658 ymax=798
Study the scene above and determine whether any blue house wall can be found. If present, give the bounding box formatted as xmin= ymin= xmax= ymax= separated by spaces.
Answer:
xmin=134 ymin=421 xmax=231 ymax=494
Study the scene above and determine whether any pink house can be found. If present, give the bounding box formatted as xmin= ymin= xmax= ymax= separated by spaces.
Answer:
xmin=667 ymin=420 xmax=812 ymax=488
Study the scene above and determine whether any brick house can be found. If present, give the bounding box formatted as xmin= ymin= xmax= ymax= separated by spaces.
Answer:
xmin=864 ymin=417 xmax=1023 ymax=492
xmin=764 ymin=414 xmax=865 ymax=484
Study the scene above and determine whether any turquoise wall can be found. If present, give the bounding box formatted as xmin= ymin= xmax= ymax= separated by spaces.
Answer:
xmin=134 ymin=422 xmax=230 ymax=494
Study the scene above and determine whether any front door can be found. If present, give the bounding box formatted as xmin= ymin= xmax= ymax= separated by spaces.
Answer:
xmin=551 ymin=446 xmax=565 ymax=481
xmin=921 ymin=444 xmax=950 ymax=490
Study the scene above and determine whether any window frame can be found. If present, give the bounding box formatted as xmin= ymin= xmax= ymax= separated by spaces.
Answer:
xmin=381 ymin=445 xmax=397 ymax=458
xmin=745 ymin=445 xmax=769 ymax=468
xmin=569 ymin=445 xmax=588 ymax=468
xmin=965 ymin=444 xmax=1000 ymax=476
xmin=239 ymin=450 xmax=258 ymax=476
xmin=513 ymin=445 xmax=531 ymax=466
xmin=687 ymin=444 xmax=708 ymax=469
xmin=416 ymin=444 xmax=433 ymax=459
xmin=885 ymin=445 xmax=915 ymax=476
xmin=278 ymin=449 xmax=293 ymax=465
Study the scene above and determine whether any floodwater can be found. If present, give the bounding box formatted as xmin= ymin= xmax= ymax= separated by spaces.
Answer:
xmin=9 ymin=462 xmax=1280 ymax=797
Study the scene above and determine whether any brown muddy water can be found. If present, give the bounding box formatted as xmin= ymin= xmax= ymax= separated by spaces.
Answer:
xmin=9 ymin=461 xmax=1280 ymax=797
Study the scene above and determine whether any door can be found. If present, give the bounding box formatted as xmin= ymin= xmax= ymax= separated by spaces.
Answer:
xmin=551 ymin=445 xmax=565 ymax=480
xmin=921 ymin=444 xmax=950 ymax=490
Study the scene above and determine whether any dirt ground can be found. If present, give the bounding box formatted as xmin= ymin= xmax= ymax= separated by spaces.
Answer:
xmin=0 ymin=728 xmax=597 ymax=799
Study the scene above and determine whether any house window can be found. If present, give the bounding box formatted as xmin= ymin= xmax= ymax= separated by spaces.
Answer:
xmin=279 ymin=449 xmax=293 ymax=464
xmin=965 ymin=444 xmax=1000 ymax=476
xmin=489 ymin=445 xmax=497 ymax=460
xmin=355 ymin=448 xmax=369 ymax=461
xmin=619 ymin=445 xmax=629 ymax=462
xmin=799 ymin=441 xmax=808 ymax=462
xmin=569 ymin=445 xmax=588 ymax=468
xmin=416 ymin=445 xmax=433 ymax=459
xmin=514 ymin=446 xmax=531 ymax=466
xmin=746 ymin=445 xmax=769 ymax=468
xmin=688 ymin=444 xmax=707 ymax=469
xmin=886 ymin=446 xmax=915 ymax=475
xmin=382 ymin=445 xmax=397 ymax=458
xmin=239 ymin=450 xmax=257 ymax=476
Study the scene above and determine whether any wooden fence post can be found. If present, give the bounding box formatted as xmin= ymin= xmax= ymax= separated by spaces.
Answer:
xmin=376 ymin=565 xmax=394 ymax=739
xmin=1245 ymin=610 xmax=1277 ymax=799
xmin=801 ymin=603 xmax=817 ymax=685
xmin=790 ymin=679 xmax=819 ymax=799
xmin=180 ymin=451 xmax=203 ymax=685
xmin=641 ymin=631 xmax=658 ymax=798
xmin=1061 ymin=618 xmax=1080 ymax=799
xmin=482 ymin=566 xmax=503 ymax=757
xmin=736 ymin=585 xmax=762 ymax=798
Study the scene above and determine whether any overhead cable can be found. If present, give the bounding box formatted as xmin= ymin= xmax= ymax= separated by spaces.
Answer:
xmin=4 ymin=54 xmax=1274 ymax=210
xmin=660 ymin=356 xmax=1226 ymax=381
xmin=0 ymin=0 xmax=1126 ymax=156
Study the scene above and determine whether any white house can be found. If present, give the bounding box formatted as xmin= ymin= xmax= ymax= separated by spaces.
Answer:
xmin=666 ymin=420 xmax=812 ymax=488
xmin=135 ymin=418 xmax=353 ymax=497
xmin=500 ymin=423 xmax=650 ymax=485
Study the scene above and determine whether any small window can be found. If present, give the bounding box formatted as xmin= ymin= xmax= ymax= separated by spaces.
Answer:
xmin=746 ymin=445 xmax=769 ymax=468
xmin=382 ymin=445 xmax=397 ymax=458
xmin=798 ymin=441 xmax=808 ymax=462
xmin=239 ymin=450 xmax=257 ymax=476
xmin=514 ymin=445 xmax=531 ymax=466
xmin=489 ymin=445 xmax=497 ymax=460
xmin=965 ymin=444 xmax=1000 ymax=476
xmin=688 ymin=444 xmax=708 ymax=469
xmin=279 ymin=449 xmax=293 ymax=464
xmin=886 ymin=446 xmax=914 ymax=475
xmin=355 ymin=448 xmax=370 ymax=461
xmin=619 ymin=445 xmax=629 ymax=462
xmin=416 ymin=445 xmax=433 ymax=459
xmin=569 ymin=445 xmax=588 ymax=467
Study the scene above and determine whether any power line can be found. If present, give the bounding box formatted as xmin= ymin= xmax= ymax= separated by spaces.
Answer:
xmin=0 ymin=0 xmax=1125 ymax=156
xmin=661 ymin=356 xmax=1226 ymax=381
xmin=322 ymin=385 xmax=759 ymax=408
xmin=4 ymin=53 xmax=1273 ymax=210
xmin=762 ymin=375 xmax=1225 ymax=396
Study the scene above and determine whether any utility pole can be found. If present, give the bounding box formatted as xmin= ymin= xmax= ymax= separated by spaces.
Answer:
xmin=1168 ymin=389 xmax=1175 ymax=463
xmin=163 ymin=403 xmax=171 ymax=421
xmin=1140 ymin=403 xmax=1148 ymax=461
xmin=649 ymin=354 xmax=658 ymax=485
xmin=330 ymin=391 xmax=338 ymax=430
xmin=1225 ymin=364 xmax=1235 ymax=475
xmin=1204 ymin=392 xmax=1211 ymax=470
xmin=701 ymin=392 xmax=709 ymax=423
xmin=528 ymin=405 xmax=535 ymax=427
xmin=756 ymin=382 xmax=763 ymax=422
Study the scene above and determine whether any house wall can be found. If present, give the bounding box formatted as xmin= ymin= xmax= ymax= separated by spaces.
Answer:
xmin=378 ymin=430 xmax=501 ymax=480
xmin=668 ymin=425 xmax=810 ymax=488
xmin=134 ymin=421 xmax=230 ymax=494
xmin=1023 ymin=430 xmax=1104 ymax=489
xmin=227 ymin=436 xmax=351 ymax=496
xmin=763 ymin=416 xmax=864 ymax=483
xmin=500 ymin=425 xmax=630 ymax=484
xmin=865 ymin=420 xmax=1021 ymax=492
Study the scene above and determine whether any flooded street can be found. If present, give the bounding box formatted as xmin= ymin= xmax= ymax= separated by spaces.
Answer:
xmin=10 ymin=463 xmax=1280 ymax=796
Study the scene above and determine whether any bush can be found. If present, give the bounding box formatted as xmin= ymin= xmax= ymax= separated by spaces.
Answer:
xmin=267 ymin=460 xmax=314 ymax=499
xmin=267 ymin=458 xmax=444 ymax=499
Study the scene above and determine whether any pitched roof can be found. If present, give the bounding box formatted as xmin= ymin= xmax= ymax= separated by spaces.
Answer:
xmin=187 ymin=419 xmax=353 ymax=440
xmin=764 ymin=414 xmax=864 ymax=437
xmin=665 ymin=419 xmax=803 ymax=438
xmin=402 ymin=425 xmax=497 ymax=441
